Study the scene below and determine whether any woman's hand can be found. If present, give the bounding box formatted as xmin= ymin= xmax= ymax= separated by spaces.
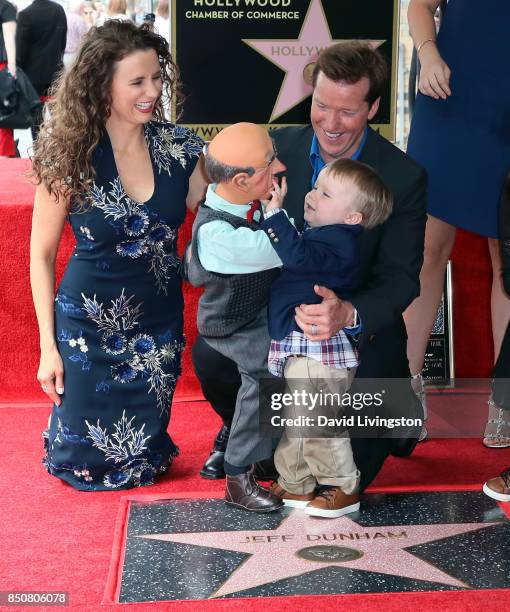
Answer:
xmin=418 ymin=43 xmax=451 ymax=99
xmin=37 ymin=346 xmax=64 ymax=406
xmin=262 ymin=177 xmax=287 ymax=212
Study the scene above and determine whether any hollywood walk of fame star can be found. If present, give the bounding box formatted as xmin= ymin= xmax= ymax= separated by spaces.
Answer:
xmin=139 ymin=509 xmax=498 ymax=598
xmin=242 ymin=0 xmax=384 ymax=122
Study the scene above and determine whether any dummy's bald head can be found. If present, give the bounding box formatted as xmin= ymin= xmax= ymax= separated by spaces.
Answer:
xmin=209 ymin=122 xmax=272 ymax=168
xmin=203 ymin=122 xmax=285 ymax=204
xmin=204 ymin=122 xmax=275 ymax=184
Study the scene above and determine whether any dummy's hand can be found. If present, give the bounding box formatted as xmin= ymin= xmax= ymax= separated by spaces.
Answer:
xmin=418 ymin=43 xmax=451 ymax=99
xmin=262 ymin=177 xmax=287 ymax=212
xmin=37 ymin=346 xmax=65 ymax=406
xmin=295 ymin=285 xmax=355 ymax=341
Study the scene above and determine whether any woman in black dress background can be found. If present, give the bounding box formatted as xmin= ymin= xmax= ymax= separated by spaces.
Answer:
xmin=30 ymin=21 xmax=206 ymax=490
xmin=484 ymin=176 xmax=510 ymax=501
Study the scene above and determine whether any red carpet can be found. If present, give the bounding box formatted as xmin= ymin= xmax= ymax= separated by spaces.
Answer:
xmin=1 ymin=400 xmax=509 ymax=610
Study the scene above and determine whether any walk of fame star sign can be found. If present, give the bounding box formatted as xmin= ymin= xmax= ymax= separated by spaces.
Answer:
xmin=104 ymin=491 xmax=510 ymax=603
xmin=171 ymin=0 xmax=399 ymax=141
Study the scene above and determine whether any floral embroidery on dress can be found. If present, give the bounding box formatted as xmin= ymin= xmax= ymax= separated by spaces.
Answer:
xmin=55 ymin=293 xmax=84 ymax=317
xmin=52 ymin=417 xmax=91 ymax=448
xmin=86 ymin=178 xmax=178 ymax=294
xmin=58 ymin=328 xmax=92 ymax=372
xmin=76 ymin=225 xmax=95 ymax=251
xmin=81 ymin=289 xmax=184 ymax=415
xmin=43 ymin=419 xmax=95 ymax=485
xmin=79 ymin=226 xmax=94 ymax=240
xmin=147 ymin=123 xmax=203 ymax=175
xmin=86 ymin=410 xmax=150 ymax=463
xmin=84 ymin=411 xmax=175 ymax=488
xmin=43 ymin=414 xmax=175 ymax=489
xmin=96 ymin=380 xmax=110 ymax=394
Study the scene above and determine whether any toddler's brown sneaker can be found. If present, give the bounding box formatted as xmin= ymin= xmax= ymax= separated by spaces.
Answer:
xmin=305 ymin=486 xmax=360 ymax=518
xmin=483 ymin=467 xmax=510 ymax=502
xmin=268 ymin=481 xmax=315 ymax=508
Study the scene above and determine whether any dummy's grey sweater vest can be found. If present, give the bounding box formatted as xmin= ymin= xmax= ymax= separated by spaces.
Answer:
xmin=188 ymin=204 xmax=280 ymax=338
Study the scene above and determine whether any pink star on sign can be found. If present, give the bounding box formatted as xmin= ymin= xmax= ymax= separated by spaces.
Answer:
xmin=242 ymin=0 xmax=384 ymax=122
xmin=140 ymin=509 xmax=496 ymax=598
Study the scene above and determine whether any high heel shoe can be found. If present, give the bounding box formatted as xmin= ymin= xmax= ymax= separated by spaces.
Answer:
xmin=483 ymin=395 xmax=510 ymax=448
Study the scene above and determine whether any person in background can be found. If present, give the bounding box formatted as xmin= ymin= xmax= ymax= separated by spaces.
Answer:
xmin=154 ymin=0 xmax=169 ymax=45
xmin=63 ymin=0 xmax=90 ymax=70
xmin=483 ymin=173 xmax=510 ymax=501
xmin=92 ymin=1 xmax=106 ymax=26
xmin=405 ymin=1 xmax=510 ymax=444
xmin=16 ymin=0 xmax=67 ymax=141
xmin=106 ymin=0 xmax=131 ymax=22
xmin=83 ymin=1 xmax=97 ymax=27
xmin=0 ymin=0 xmax=16 ymax=157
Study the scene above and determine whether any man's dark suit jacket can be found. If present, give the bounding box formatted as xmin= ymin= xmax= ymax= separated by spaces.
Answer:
xmin=16 ymin=0 xmax=67 ymax=97
xmin=259 ymin=210 xmax=362 ymax=341
xmin=272 ymin=125 xmax=427 ymax=379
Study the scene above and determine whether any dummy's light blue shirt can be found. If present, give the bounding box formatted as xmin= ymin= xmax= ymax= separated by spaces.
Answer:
xmin=197 ymin=184 xmax=283 ymax=273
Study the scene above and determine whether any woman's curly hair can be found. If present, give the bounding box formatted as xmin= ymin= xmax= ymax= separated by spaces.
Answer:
xmin=31 ymin=20 xmax=182 ymax=208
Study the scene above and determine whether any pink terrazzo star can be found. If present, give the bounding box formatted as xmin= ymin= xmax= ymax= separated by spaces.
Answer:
xmin=139 ymin=509 xmax=497 ymax=597
xmin=242 ymin=0 xmax=384 ymax=122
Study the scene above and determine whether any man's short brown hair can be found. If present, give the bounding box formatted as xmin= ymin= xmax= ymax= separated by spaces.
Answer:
xmin=325 ymin=159 xmax=393 ymax=229
xmin=312 ymin=42 xmax=388 ymax=106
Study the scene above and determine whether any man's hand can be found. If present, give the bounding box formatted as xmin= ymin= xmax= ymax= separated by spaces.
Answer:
xmin=295 ymin=285 xmax=355 ymax=340
xmin=262 ymin=177 xmax=287 ymax=212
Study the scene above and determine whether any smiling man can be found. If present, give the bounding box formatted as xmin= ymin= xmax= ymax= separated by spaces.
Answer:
xmin=193 ymin=42 xmax=427 ymax=490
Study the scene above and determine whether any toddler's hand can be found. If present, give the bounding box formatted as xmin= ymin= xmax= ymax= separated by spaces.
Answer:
xmin=262 ymin=177 xmax=288 ymax=211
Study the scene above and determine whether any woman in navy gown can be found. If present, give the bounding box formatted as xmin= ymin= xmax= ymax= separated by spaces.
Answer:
xmin=405 ymin=0 xmax=510 ymax=445
xmin=30 ymin=21 xmax=206 ymax=490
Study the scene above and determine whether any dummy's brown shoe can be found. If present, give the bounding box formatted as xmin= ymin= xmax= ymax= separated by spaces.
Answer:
xmin=225 ymin=472 xmax=284 ymax=513
xmin=268 ymin=481 xmax=315 ymax=508
xmin=305 ymin=486 xmax=360 ymax=518
xmin=483 ymin=466 xmax=510 ymax=502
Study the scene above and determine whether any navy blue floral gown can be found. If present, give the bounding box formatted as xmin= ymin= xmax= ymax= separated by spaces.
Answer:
xmin=43 ymin=121 xmax=202 ymax=491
